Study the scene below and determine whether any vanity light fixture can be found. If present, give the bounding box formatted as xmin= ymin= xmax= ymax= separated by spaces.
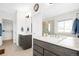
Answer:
xmin=46 ymin=3 xmax=53 ymax=6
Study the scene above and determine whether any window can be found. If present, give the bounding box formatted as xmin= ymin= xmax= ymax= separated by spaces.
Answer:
xmin=48 ymin=23 xmax=50 ymax=32
xmin=64 ymin=20 xmax=74 ymax=33
xmin=57 ymin=19 xmax=74 ymax=33
xmin=58 ymin=21 xmax=64 ymax=33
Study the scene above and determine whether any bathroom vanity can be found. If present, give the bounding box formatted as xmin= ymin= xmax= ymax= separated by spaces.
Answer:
xmin=33 ymin=37 xmax=79 ymax=56
xmin=19 ymin=34 xmax=32 ymax=50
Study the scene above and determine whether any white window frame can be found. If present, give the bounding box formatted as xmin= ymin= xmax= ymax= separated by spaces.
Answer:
xmin=57 ymin=18 xmax=74 ymax=34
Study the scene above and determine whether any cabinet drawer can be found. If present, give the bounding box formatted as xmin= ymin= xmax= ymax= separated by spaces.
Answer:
xmin=33 ymin=50 xmax=43 ymax=56
xmin=44 ymin=49 xmax=56 ymax=56
xmin=33 ymin=44 xmax=43 ymax=54
xmin=33 ymin=39 xmax=48 ymax=49
xmin=47 ymin=43 xmax=77 ymax=56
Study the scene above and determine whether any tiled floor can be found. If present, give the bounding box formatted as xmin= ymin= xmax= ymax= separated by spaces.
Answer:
xmin=0 ymin=40 xmax=33 ymax=56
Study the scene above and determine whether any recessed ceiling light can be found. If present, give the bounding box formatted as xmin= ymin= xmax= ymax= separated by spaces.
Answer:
xmin=49 ymin=3 xmax=53 ymax=4
xmin=46 ymin=3 xmax=53 ymax=6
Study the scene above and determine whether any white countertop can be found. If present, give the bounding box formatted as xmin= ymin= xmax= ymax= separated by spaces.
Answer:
xmin=58 ymin=37 xmax=79 ymax=51
xmin=33 ymin=36 xmax=79 ymax=51
xmin=19 ymin=33 xmax=32 ymax=35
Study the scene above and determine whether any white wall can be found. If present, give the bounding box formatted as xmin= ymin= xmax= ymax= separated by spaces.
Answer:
xmin=32 ymin=13 xmax=42 ymax=37
xmin=31 ymin=3 xmax=44 ymax=38
xmin=0 ymin=10 xmax=15 ymax=21
xmin=13 ymin=11 xmax=17 ymax=43
xmin=0 ymin=18 xmax=2 ymax=23
xmin=16 ymin=9 xmax=32 ymax=46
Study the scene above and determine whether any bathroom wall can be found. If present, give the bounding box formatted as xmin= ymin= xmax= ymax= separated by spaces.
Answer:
xmin=32 ymin=4 xmax=44 ymax=38
xmin=16 ymin=9 xmax=32 ymax=46
xmin=13 ymin=11 xmax=17 ymax=43
xmin=32 ymin=13 xmax=42 ymax=37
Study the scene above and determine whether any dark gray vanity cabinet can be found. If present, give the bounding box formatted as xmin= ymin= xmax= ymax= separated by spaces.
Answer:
xmin=19 ymin=35 xmax=32 ymax=50
xmin=33 ymin=38 xmax=79 ymax=56
xmin=33 ymin=44 xmax=43 ymax=56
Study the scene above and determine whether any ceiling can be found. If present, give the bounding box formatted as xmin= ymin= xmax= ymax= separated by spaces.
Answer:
xmin=0 ymin=3 xmax=33 ymax=13
xmin=0 ymin=3 xmax=79 ymax=20
xmin=0 ymin=3 xmax=33 ymax=20
xmin=42 ymin=3 xmax=79 ymax=18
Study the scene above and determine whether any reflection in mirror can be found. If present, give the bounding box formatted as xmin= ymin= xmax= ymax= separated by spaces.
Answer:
xmin=48 ymin=23 xmax=50 ymax=32
xmin=42 ymin=19 xmax=55 ymax=36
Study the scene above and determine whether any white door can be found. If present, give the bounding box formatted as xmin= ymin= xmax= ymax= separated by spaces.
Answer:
xmin=2 ymin=19 xmax=13 ymax=40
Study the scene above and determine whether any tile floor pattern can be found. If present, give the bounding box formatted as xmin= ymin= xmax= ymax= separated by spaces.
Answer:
xmin=0 ymin=40 xmax=33 ymax=56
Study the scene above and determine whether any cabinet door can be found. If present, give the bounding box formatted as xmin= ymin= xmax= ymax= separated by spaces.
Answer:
xmin=33 ymin=50 xmax=43 ymax=56
xmin=33 ymin=39 xmax=48 ymax=49
xmin=19 ymin=35 xmax=32 ymax=50
xmin=25 ymin=35 xmax=32 ymax=48
xmin=44 ymin=49 xmax=56 ymax=56
xmin=33 ymin=44 xmax=43 ymax=54
xmin=45 ymin=42 xmax=77 ymax=56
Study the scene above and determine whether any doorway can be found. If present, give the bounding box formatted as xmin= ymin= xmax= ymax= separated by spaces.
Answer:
xmin=2 ymin=19 xmax=13 ymax=41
